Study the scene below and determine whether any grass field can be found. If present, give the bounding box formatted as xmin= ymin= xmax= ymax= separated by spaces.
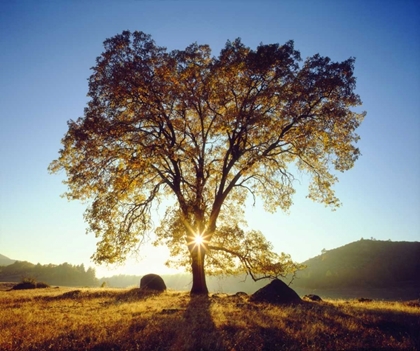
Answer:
xmin=1 ymin=285 xmax=419 ymax=351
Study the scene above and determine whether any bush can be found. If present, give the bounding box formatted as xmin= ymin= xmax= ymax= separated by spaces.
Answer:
xmin=12 ymin=282 xmax=36 ymax=290
xmin=36 ymin=282 xmax=50 ymax=288
xmin=12 ymin=278 xmax=50 ymax=290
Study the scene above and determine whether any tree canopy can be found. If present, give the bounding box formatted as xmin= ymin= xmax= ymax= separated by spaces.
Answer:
xmin=49 ymin=31 xmax=365 ymax=294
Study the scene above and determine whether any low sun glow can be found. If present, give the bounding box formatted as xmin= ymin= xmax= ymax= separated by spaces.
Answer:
xmin=194 ymin=234 xmax=204 ymax=246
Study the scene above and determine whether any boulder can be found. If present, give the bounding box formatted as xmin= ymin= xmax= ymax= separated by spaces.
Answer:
xmin=140 ymin=274 xmax=166 ymax=292
xmin=303 ymin=294 xmax=322 ymax=302
xmin=250 ymin=279 xmax=301 ymax=304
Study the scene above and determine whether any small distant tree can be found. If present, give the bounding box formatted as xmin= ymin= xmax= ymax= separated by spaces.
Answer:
xmin=49 ymin=31 xmax=365 ymax=294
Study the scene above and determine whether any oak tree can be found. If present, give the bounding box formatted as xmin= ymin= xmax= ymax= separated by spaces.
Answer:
xmin=49 ymin=31 xmax=365 ymax=294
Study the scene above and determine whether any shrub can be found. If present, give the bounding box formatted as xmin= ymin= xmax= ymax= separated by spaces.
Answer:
xmin=36 ymin=282 xmax=50 ymax=288
xmin=12 ymin=282 xmax=36 ymax=290
xmin=12 ymin=278 xmax=50 ymax=290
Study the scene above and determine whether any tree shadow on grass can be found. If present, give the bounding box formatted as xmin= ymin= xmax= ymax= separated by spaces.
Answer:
xmin=173 ymin=295 xmax=225 ymax=350
xmin=216 ymin=299 xmax=303 ymax=351
xmin=20 ymin=293 xmax=420 ymax=351
xmin=130 ymin=294 xmax=225 ymax=351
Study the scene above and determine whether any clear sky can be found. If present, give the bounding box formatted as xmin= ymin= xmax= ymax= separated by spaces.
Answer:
xmin=1 ymin=0 xmax=419 ymax=279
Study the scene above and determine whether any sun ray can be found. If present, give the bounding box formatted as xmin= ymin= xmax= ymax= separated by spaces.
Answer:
xmin=193 ymin=234 xmax=204 ymax=246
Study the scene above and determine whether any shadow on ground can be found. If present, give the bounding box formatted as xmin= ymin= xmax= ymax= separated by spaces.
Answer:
xmin=25 ymin=293 xmax=419 ymax=351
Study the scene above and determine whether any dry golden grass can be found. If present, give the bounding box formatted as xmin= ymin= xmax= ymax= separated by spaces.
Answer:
xmin=0 ymin=286 xmax=419 ymax=350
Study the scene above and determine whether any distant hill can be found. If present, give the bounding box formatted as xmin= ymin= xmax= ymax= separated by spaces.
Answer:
xmin=2 ymin=240 xmax=419 ymax=299
xmin=0 ymin=254 xmax=16 ymax=266
xmin=292 ymin=240 xmax=420 ymax=291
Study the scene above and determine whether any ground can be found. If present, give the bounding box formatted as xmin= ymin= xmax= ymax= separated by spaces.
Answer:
xmin=0 ymin=284 xmax=419 ymax=350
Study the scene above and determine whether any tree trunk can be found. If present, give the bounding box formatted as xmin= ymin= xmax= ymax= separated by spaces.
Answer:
xmin=190 ymin=251 xmax=208 ymax=295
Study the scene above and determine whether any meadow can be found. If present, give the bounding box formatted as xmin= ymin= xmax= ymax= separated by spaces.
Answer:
xmin=0 ymin=285 xmax=419 ymax=351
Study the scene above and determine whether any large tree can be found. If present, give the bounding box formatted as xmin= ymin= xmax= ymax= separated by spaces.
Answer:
xmin=49 ymin=31 xmax=365 ymax=294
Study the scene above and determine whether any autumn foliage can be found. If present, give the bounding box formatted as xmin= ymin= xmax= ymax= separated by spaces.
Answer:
xmin=50 ymin=31 xmax=365 ymax=294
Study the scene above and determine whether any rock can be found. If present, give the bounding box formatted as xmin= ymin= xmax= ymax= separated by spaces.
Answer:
xmin=303 ymin=294 xmax=323 ymax=302
xmin=140 ymin=274 xmax=166 ymax=292
xmin=250 ymin=279 xmax=301 ymax=305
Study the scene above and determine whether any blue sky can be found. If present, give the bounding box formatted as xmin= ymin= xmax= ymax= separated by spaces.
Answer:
xmin=1 ymin=0 xmax=419 ymax=278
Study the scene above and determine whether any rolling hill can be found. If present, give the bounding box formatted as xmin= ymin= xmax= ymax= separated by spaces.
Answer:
xmin=291 ymin=239 xmax=420 ymax=299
